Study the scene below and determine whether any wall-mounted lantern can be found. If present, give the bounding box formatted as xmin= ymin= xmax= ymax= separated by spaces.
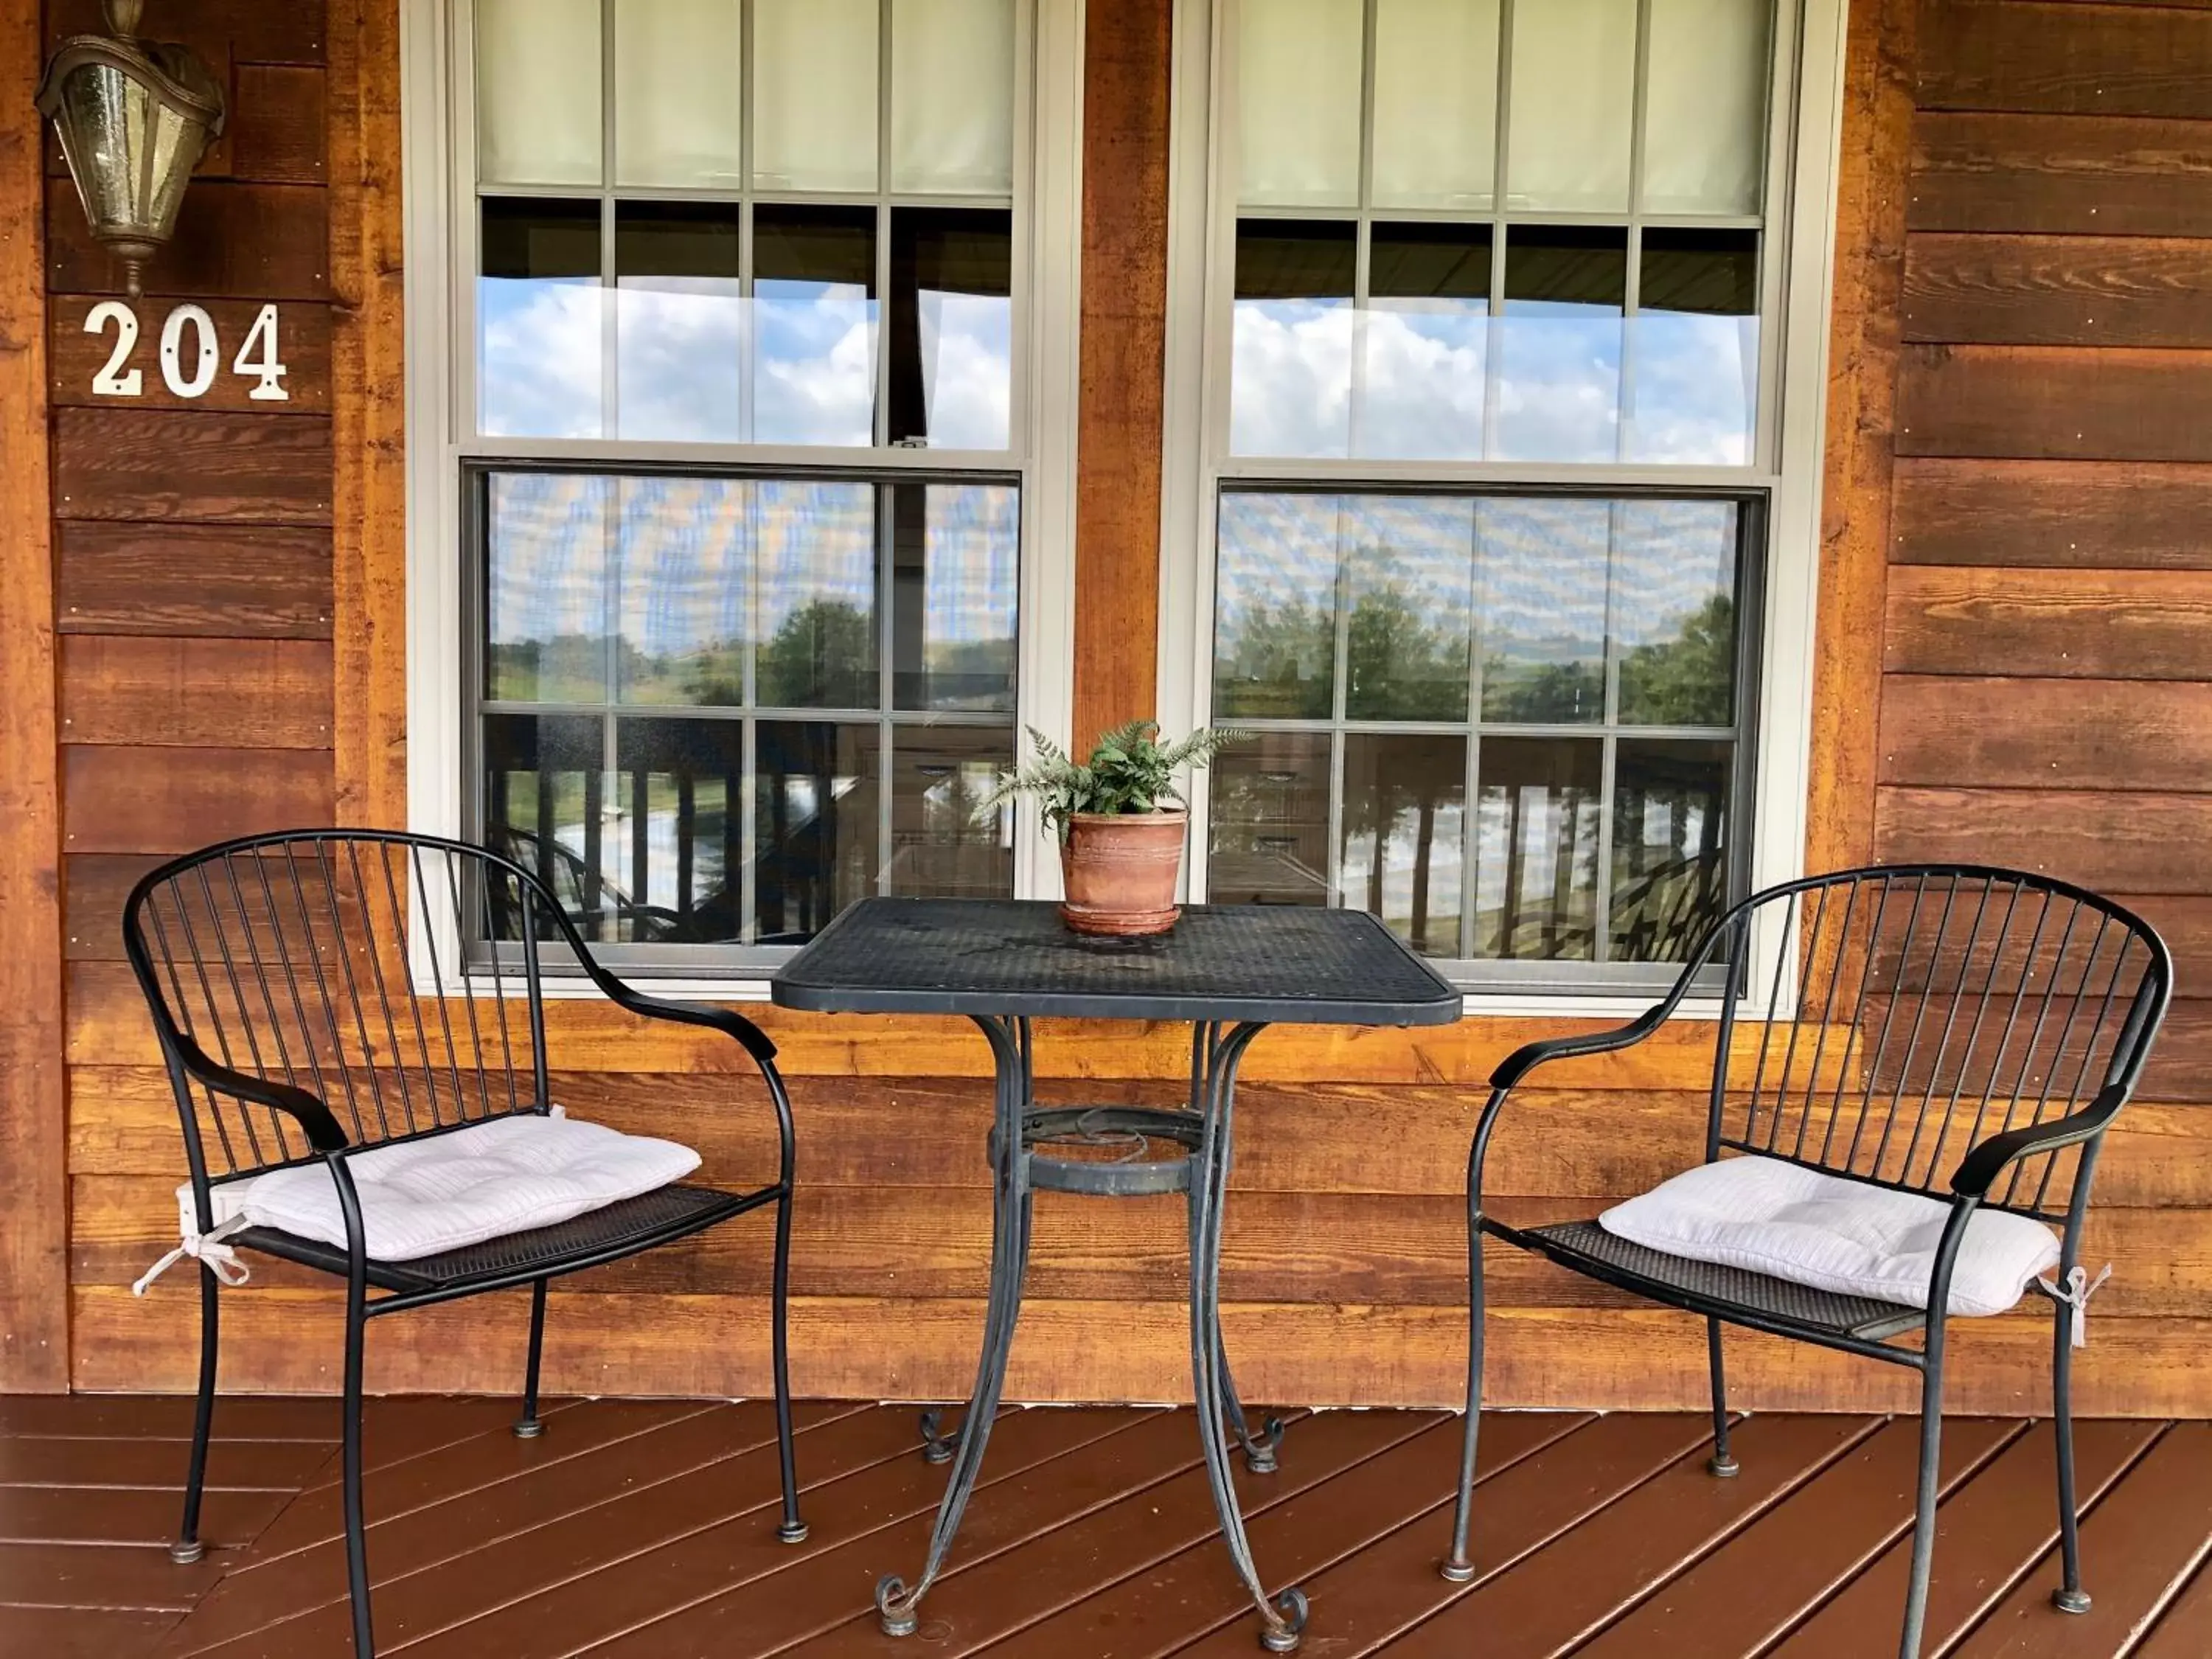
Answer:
xmin=36 ymin=0 xmax=226 ymax=298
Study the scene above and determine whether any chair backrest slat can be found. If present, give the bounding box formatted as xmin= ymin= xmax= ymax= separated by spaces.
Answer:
xmin=125 ymin=832 xmax=560 ymax=1190
xmin=1708 ymin=866 xmax=2170 ymax=1222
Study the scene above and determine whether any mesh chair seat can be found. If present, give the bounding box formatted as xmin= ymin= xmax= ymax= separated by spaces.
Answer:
xmin=237 ymin=1182 xmax=768 ymax=1295
xmin=1500 ymin=1217 xmax=1929 ymax=1343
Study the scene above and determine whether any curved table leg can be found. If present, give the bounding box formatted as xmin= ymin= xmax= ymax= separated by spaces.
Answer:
xmin=1190 ymin=1022 xmax=1307 ymax=1653
xmin=1189 ymin=1026 xmax=1285 ymax=1478
xmin=877 ymin=1015 xmax=1034 ymax=1637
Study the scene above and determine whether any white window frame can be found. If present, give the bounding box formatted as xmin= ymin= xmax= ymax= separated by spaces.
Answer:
xmin=399 ymin=0 xmax=1086 ymax=995
xmin=1155 ymin=0 xmax=1851 ymax=1014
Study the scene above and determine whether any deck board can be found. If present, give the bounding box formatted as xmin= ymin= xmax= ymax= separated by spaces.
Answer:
xmin=0 ymin=1397 xmax=2198 ymax=1658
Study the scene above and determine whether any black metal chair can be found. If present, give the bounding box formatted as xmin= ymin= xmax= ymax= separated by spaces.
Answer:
xmin=122 ymin=830 xmax=808 ymax=1658
xmin=1442 ymin=865 xmax=2171 ymax=1659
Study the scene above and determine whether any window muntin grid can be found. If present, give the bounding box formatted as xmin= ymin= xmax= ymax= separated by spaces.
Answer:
xmin=457 ymin=1 xmax=1033 ymax=970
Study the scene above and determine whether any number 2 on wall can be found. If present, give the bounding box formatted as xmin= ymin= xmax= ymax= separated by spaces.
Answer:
xmin=84 ymin=300 xmax=289 ymax=402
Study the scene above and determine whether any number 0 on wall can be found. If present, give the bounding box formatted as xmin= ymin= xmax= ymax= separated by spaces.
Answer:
xmin=85 ymin=300 xmax=290 ymax=403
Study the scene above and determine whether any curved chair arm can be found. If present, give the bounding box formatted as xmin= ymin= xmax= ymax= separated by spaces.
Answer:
xmin=1950 ymin=1084 xmax=2128 ymax=1199
xmin=170 ymin=1032 xmax=349 ymax=1152
xmin=535 ymin=902 xmax=779 ymax=1068
xmin=1488 ymin=1001 xmax=1674 ymax=1091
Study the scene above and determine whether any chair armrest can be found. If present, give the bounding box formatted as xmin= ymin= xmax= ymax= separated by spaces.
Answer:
xmin=171 ymin=1034 xmax=349 ymax=1152
xmin=545 ymin=913 xmax=779 ymax=1068
xmin=1489 ymin=1003 xmax=1672 ymax=1091
xmin=1950 ymin=1085 xmax=2128 ymax=1199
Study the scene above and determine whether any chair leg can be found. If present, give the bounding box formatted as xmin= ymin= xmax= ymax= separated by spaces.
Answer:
xmin=1441 ymin=1215 xmax=1485 ymax=1583
xmin=514 ymin=1281 xmax=547 ymax=1439
xmin=1706 ymin=1317 xmax=1739 ymax=1478
xmin=1898 ymin=1357 xmax=1944 ymax=1659
xmin=771 ymin=1184 xmax=808 ymax=1545
xmin=171 ymin=1261 xmax=220 ymax=1565
xmin=342 ymin=1279 xmax=375 ymax=1659
xmin=2051 ymin=1298 xmax=2090 ymax=1614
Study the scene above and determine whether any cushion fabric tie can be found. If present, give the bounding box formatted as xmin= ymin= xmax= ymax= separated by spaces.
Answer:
xmin=133 ymin=1214 xmax=253 ymax=1296
xmin=2038 ymin=1262 xmax=2112 ymax=1349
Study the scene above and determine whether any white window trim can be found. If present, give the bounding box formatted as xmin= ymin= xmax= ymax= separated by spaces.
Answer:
xmin=1155 ymin=0 xmax=1850 ymax=1015
xmin=398 ymin=0 xmax=1087 ymax=997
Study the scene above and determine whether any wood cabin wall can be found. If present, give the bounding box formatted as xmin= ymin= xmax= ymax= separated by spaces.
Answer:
xmin=20 ymin=0 xmax=2212 ymax=1414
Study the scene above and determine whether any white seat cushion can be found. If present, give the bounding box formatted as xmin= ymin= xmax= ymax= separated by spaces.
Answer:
xmin=1598 ymin=1155 xmax=2061 ymax=1318
xmin=181 ymin=1112 xmax=703 ymax=1262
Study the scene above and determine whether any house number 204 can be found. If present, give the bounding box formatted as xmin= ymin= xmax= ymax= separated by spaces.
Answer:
xmin=84 ymin=300 xmax=290 ymax=402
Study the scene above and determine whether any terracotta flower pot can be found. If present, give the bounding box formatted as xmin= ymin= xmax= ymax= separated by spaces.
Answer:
xmin=1060 ymin=810 xmax=1187 ymax=936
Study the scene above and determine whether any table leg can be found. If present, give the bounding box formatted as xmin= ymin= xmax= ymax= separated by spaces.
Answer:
xmin=876 ymin=1015 xmax=1034 ymax=1638
xmin=1189 ymin=1026 xmax=1286 ymax=1478
xmin=1190 ymin=1021 xmax=1308 ymax=1654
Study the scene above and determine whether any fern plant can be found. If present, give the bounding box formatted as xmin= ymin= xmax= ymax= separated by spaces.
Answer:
xmin=975 ymin=721 xmax=1246 ymax=841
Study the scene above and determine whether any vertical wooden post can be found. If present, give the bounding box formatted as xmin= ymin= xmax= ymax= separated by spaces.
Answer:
xmin=1071 ymin=0 xmax=1174 ymax=746
xmin=329 ymin=0 xmax=410 ymax=832
xmin=1808 ymin=0 xmax=1916 ymax=877
xmin=0 ymin=0 xmax=72 ymax=1391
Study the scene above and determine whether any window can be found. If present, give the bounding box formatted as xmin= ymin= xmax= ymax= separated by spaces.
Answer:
xmin=1172 ymin=0 xmax=1828 ymax=992
xmin=412 ymin=0 xmax=1078 ymax=974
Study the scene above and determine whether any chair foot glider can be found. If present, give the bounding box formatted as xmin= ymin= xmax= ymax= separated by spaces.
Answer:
xmin=124 ymin=831 xmax=810 ymax=1658
xmin=1438 ymin=865 xmax=2170 ymax=1659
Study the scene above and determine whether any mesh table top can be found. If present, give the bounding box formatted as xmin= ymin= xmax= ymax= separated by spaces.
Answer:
xmin=771 ymin=900 xmax=1464 ymax=1025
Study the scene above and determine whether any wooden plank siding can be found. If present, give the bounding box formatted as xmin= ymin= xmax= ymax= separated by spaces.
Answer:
xmin=1868 ymin=0 xmax=2212 ymax=1409
xmin=18 ymin=0 xmax=2212 ymax=1419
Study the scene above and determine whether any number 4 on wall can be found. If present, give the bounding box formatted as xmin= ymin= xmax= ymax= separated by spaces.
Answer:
xmin=85 ymin=299 xmax=289 ymax=403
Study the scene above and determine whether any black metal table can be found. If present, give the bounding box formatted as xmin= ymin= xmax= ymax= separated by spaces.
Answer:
xmin=773 ymin=897 xmax=1461 ymax=1652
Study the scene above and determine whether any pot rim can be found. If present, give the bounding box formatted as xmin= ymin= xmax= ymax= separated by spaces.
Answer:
xmin=1065 ymin=807 xmax=1189 ymax=827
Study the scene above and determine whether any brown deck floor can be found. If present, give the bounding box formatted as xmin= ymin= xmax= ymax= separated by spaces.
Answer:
xmin=1 ymin=1397 xmax=2207 ymax=1658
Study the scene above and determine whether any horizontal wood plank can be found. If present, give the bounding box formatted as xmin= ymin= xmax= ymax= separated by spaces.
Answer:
xmin=54 ymin=409 xmax=332 ymax=526
xmin=1897 ymin=344 xmax=2212 ymax=461
xmin=46 ymin=180 xmax=328 ymax=302
xmin=1902 ymin=234 xmax=2212 ymax=347
xmin=66 ymin=1174 xmax=2212 ymax=1320
xmin=60 ymin=638 xmax=333 ymax=750
xmin=1885 ymin=566 xmax=2212 ymax=679
xmin=63 ymin=1285 xmax=2212 ymax=1414
xmin=1879 ymin=675 xmax=2212 ymax=791
xmin=1877 ymin=785 xmax=2212 ymax=898
xmin=226 ymin=65 xmax=329 ymax=186
xmin=61 ymin=748 xmax=334 ymax=857
xmin=1912 ymin=111 xmax=2212 ymax=237
xmin=1919 ymin=0 xmax=2212 ymax=119
xmin=49 ymin=296 xmax=330 ymax=414
xmin=43 ymin=0 xmax=326 ymax=64
xmin=1891 ymin=458 xmax=2212 ymax=570
xmin=55 ymin=521 xmax=333 ymax=639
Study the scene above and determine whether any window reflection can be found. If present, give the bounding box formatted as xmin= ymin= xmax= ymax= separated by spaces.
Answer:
xmin=487 ymin=473 xmax=609 ymax=704
xmin=888 ymin=209 xmax=1013 ymax=451
xmin=1474 ymin=738 xmax=1602 ymax=960
xmin=480 ymin=199 xmax=604 ymax=439
xmin=753 ymin=480 xmax=877 ymax=709
xmin=616 ymin=203 xmax=742 ymax=443
xmin=1615 ymin=501 xmax=1740 ymax=728
xmin=616 ymin=477 xmax=749 ymax=706
xmin=1342 ymin=495 xmax=1472 ymax=721
xmin=888 ymin=726 xmax=1012 ymax=897
xmin=1627 ymin=230 xmax=1760 ymax=465
xmin=1214 ymin=493 xmax=1340 ymax=720
xmin=612 ymin=718 xmax=744 ymax=942
xmin=481 ymin=714 xmax=606 ymax=940
xmin=754 ymin=721 xmax=877 ymax=942
xmin=1476 ymin=498 xmax=1607 ymax=723
xmin=892 ymin=484 xmax=1018 ymax=713
xmin=1231 ymin=221 xmax=1356 ymax=458
xmin=1612 ymin=740 xmax=1732 ymax=961
xmin=1360 ymin=223 xmax=1489 ymax=462
xmin=754 ymin=205 xmax=877 ymax=448
xmin=1342 ymin=734 xmax=1466 ymax=957
xmin=1494 ymin=227 xmax=1625 ymax=464
xmin=1209 ymin=731 xmax=1332 ymax=908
